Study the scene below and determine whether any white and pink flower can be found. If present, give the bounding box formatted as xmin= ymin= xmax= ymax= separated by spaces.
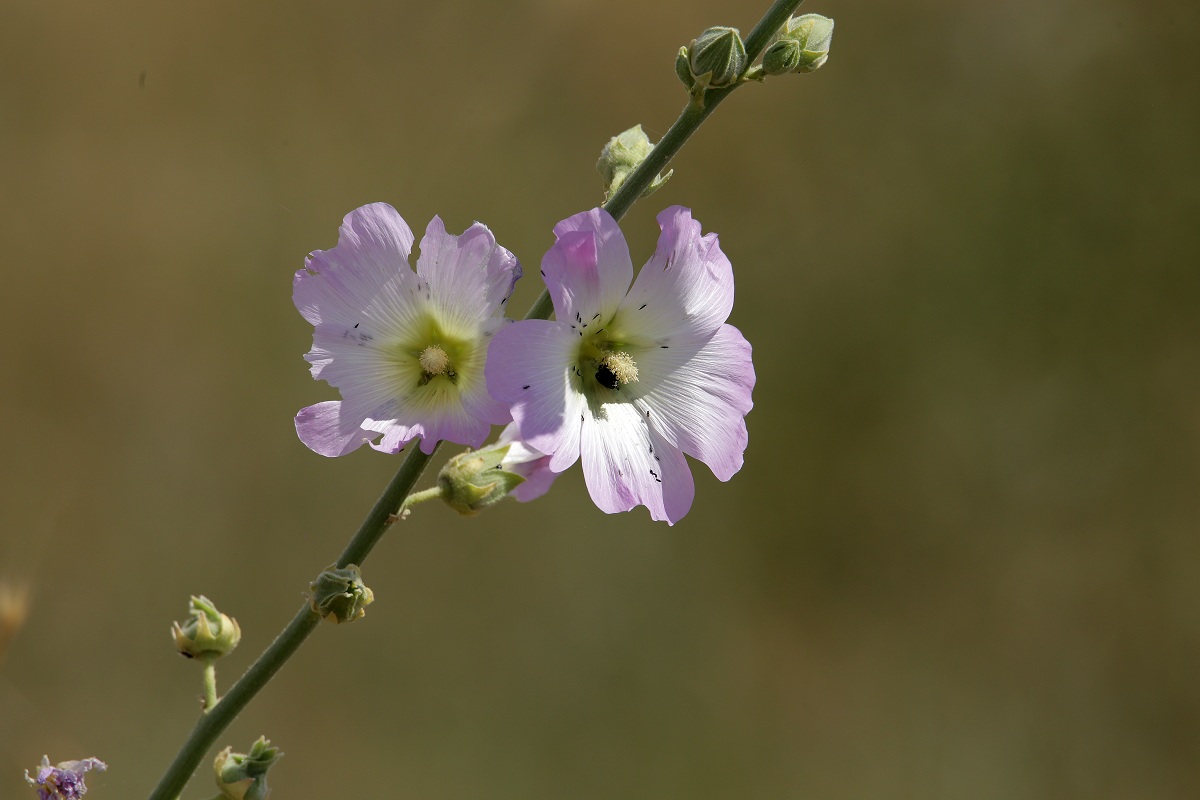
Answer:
xmin=486 ymin=206 xmax=755 ymax=524
xmin=293 ymin=203 xmax=521 ymax=456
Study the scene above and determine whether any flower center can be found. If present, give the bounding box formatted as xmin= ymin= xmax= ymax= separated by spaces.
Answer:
xmin=419 ymin=345 xmax=451 ymax=376
xmin=596 ymin=350 xmax=639 ymax=389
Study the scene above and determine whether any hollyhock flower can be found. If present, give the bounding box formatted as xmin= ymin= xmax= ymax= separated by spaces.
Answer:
xmin=486 ymin=206 xmax=754 ymax=524
xmin=294 ymin=203 xmax=521 ymax=456
xmin=26 ymin=756 xmax=106 ymax=800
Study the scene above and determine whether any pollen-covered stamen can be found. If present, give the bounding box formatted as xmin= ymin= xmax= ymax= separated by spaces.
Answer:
xmin=598 ymin=351 xmax=639 ymax=389
xmin=419 ymin=345 xmax=451 ymax=376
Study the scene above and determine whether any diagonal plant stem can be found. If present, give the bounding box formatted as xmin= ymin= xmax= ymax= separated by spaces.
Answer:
xmin=146 ymin=1 xmax=804 ymax=797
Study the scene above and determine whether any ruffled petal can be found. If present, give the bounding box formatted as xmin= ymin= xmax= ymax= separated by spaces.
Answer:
xmin=541 ymin=208 xmax=633 ymax=327
xmin=361 ymin=387 xmax=496 ymax=455
xmin=293 ymin=203 xmax=417 ymax=327
xmin=295 ymin=401 xmax=377 ymax=457
xmin=580 ymin=402 xmax=695 ymax=524
xmin=617 ymin=206 xmax=735 ymax=343
xmin=486 ymin=319 xmax=586 ymax=473
xmin=631 ymin=324 xmax=754 ymax=481
xmin=416 ymin=216 xmax=521 ymax=333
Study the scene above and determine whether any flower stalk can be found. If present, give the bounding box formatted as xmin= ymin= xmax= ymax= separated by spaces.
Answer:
xmin=202 ymin=655 xmax=218 ymax=712
xmin=145 ymin=0 xmax=810 ymax=796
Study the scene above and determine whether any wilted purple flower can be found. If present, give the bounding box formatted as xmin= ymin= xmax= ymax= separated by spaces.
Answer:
xmin=294 ymin=203 xmax=521 ymax=456
xmin=25 ymin=756 xmax=106 ymax=800
xmin=486 ymin=206 xmax=755 ymax=524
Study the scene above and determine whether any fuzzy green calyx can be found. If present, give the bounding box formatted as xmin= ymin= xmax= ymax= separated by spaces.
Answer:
xmin=308 ymin=564 xmax=374 ymax=623
xmin=687 ymin=26 xmax=747 ymax=90
xmin=214 ymin=736 xmax=282 ymax=800
xmin=172 ymin=595 xmax=241 ymax=659
xmin=597 ymin=125 xmax=673 ymax=202
xmin=437 ymin=443 xmax=527 ymax=516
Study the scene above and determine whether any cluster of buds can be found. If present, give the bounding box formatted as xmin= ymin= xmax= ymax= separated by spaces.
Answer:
xmin=171 ymin=595 xmax=241 ymax=659
xmin=762 ymin=14 xmax=835 ymax=75
xmin=676 ymin=13 xmax=834 ymax=97
xmin=213 ymin=737 xmax=282 ymax=800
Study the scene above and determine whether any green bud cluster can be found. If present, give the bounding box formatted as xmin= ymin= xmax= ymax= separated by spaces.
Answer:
xmin=308 ymin=564 xmax=374 ymax=623
xmin=763 ymin=14 xmax=835 ymax=76
xmin=596 ymin=125 xmax=672 ymax=202
xmin=171 ymin=595 xmax=241 ymax=659
xmin=214 ymin=736 xmax=282 ymax=800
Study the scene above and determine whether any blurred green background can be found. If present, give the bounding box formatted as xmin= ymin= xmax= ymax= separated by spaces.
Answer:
xmin=2 ymin=0 xmax=1198 ymax=797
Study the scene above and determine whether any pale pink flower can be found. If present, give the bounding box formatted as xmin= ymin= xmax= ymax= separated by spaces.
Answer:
xmin=486 ymin=207 xmax=754 ymax=524
xmin=294 ymin=203 xmax=520 ymax=455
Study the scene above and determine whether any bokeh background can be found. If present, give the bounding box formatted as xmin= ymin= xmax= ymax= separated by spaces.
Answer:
xmin=2 ymin=0 xmax=1198 ymax=797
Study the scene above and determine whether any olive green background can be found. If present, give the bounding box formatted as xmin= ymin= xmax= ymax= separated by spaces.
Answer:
xmin=2 ymin=0 xmax=1198 ymax=797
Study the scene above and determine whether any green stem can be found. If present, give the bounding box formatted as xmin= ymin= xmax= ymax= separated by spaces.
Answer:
xmin=147 ymin=1 xmax=805 ymax=796
xmin=522 ymin=0 xmax=804 ymax=323
xmin=201 ymin=656 xmax=217 ymax=712
xmin=147 ymin=447 xmax=436 ymax=800
xmin=402 ymin=486 xmax=444 ymax=509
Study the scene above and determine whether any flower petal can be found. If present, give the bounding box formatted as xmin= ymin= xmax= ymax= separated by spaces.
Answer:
xmin=618 ymin=206 xmax=735 ymax=342
xmin=486 ymin=319 xmax=586 ymax=473
xmin=580 ymin=402 xmax=695 ymax=524
xmin=541 ymin=208 xmax=633 ymax=326
xmin=295 ymin=401 xmax=377 ymax=457
xmin=632 ymin=323 xmax=754 ymax=481
xmin=293 ymin=203 xmax=417 ymax=327
xmin=416 ymin=216 xmax=521 ymax=332
xmin=362 ymin=390 xmax=495 ymax=455
xmin=499 ymin=423 xmax=558 ymax=502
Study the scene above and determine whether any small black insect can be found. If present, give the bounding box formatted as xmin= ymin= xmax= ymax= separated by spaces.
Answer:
xmin=595 ymin=364 xmax=619 ymax=390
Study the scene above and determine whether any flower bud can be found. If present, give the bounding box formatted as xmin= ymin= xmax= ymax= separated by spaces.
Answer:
xmin=437 ymin=442 xmax=529 ymax=516
xmin=687 ymin=26 xmax=747 ymax=89
xmin=780 ymin=14 xmax=835 ymax=73
xmin=308 ymin=564 xmax=374 ymax=623
xmin=596 ymin=125 xmax=672 ymax=202
xmin=214 ymin=737 xmax=281 ymax=800
xmin=761 ymin=38 xmax=802 ymax=76
xmin=171 ymin=595 xmax=241 ymax=659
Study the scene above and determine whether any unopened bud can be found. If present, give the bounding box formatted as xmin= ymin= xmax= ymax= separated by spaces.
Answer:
xmin=437 ymin=443 xmax=528 ymax=516
xmin=172 ymin=595 xmax=241 ymax=659
xmin=596 ymin=124 xmax=672 ymax=202
xmin=687 ymin=26 xmax=747 ymax=89
xmin=762 ymin=39 xmax=802 ymax=76
xmin=214 ymin=737 xmax=282 ymax=800
xmin=308 ymin=564 xmax=374 ymax=623
xmin=779 ymin=14 xmax=834 ymax=73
